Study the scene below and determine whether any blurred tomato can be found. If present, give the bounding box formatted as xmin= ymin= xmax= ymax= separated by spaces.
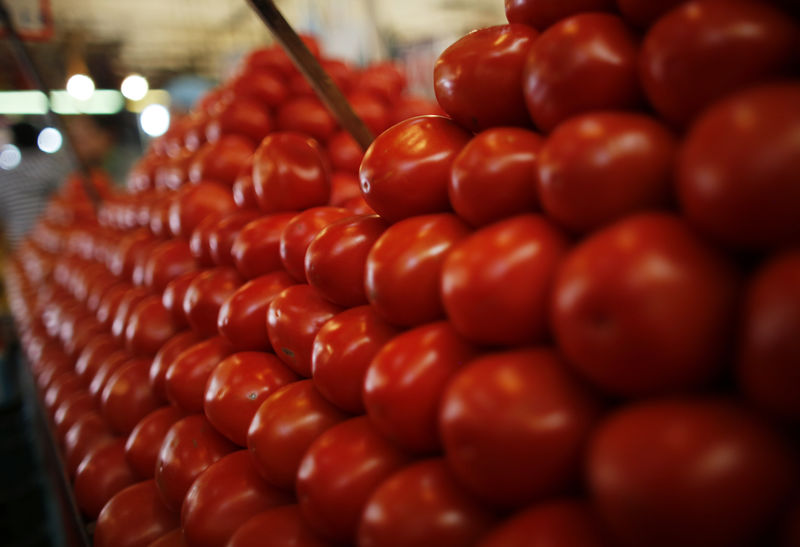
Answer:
xmin=189 ymin=213 xmax=223 ymax=267
xmin=88 ymin=352 xmax=138 ymax=402
xmin=227 ymin=505 xmax=328 ymax=547
xmin=74 ymin=439 xmax=137 ymax=518
xmin=328 ymin=171 xmax=362 ymax=207
xmin=505 ymin=0 xmax=615 ymax=29
xmin=205 ymin=98 xmax=272 ymax=144
xmin=230 ymin=69 xmax=289 ymax=107
xmin=348 ymin=91 xmax=392 ymax=136
xmin=208 ymin=210 xmax=260 ymax=267
xmin=125 ymin=406 xmax=184 ymax=479
xmin=231 ymin=213 xmax=295 ymax=279
xmin=168 ymin=182 xmax=237 ymax=239
xmin=615 ymin=0 xmax=684 ymax=28
xmin=125 ymin=296 xmax=179 ymax=357
xmin=182 ymin=267 xmax=242 ymax=337
xmin=143 ymin=240 xmax=197 ymax=293
xmin=232 ymin=162 xmax=258 ymax=210
xmin=279 ymin=206 xmax=352 ymax=282
xmin=188 ymin=136 xmax=255 ymax=186
xmin=95 ymin=480 xmax=180 ymax=547
xmin=165 ymin=336 xmax=234 ymax=413
xmin=111 ymin=286 xmax=152 ymax=340
xmin=101 ymin=358 xmax=162 ymax=435
xmin=64 ymin=411 xmax=115 ymax=476
xmin=149 ymin=330 xmax=201 ymax=401
xmin=162 ymin=272 xmax=200 ymax=330
xmin=54 ymin=390 xmax=96 ymax=440
xmin=326 ymin=131 xmax=363 ymax=175
xmin=276 ymin=97 xmax=338 ymax=142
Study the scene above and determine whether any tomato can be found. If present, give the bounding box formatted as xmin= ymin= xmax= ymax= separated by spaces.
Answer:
xmin=111 ymin=229 xmax=157 ymax=280
xmin=390 ymin=96 xmax=446 ymax=125
xmin=205 ymin=352 xmax=299 ymax=446
xmin=440 ymin=348 xmax=601 ymax=508
xmin=154 ymin=151 xmax=193 ymax=192
xmin=279 ymin=206 xmax=353 ymax=282
xmin=54 ymin=390 xmax=96 ymax=440
xmin=232 ymin=163 xmax=258 ymax=210
xmin=95 ymin=480 xmax=180 ymax=547
xmin=588 ymin=398 xmax=799 ymax=547
xmin=296 ymin=416 xmax=410 ymax=544
xmin=505 ymin=0 xmax=615 ymax=30
xmin=97 ymin=283 xmax=132 ymax=329
xmin=229 ymin=69 xmax=289 ymax=108
xmin=148 ymin=197 xmax=172 ymax=238
xmin=359 ymin=116 xmax=471 ymax=223
xmin=162 ymin=272 xmax=200 ymax=330
xmin=217 ymin=272 xmax=296 ymax=351
xmin=442 ymin=214 xmax=569 ymax=346
xmin=347 ymin=91 xmax=392 ymax=136
xmin=111 ymin=287 xmax=152 ymax=342
xmin=64 ymin=411 xmax=115 ymax=476
xmin=188 ymin=135 xmax=255 ymax=186
xmin=353 ymin=62 xmax=406 ymax=106
xmin=551 ymin=213 xmax=740 ymax=397
xmin=189 ymin=213 xmax=224 ymax=267
xmin=43 ymin=371 xmax=83 ymax=416
xmin=274 ymin=98 xmax=338 ymax=143
xmin=165 ymin=336 xmax=234 ymax=413
xmin=88 ymin=352 xmax=138 ymax=402
xmin=358 ymin=459 xmax=497 ymax=547
xmin=126 ymin=406 xmax=184 ymax=479
xmin=677 ymin=83 xmax=800 ymax=250
xmin=181 ymin=450 xmax=292 ymax=547
xmin=182 ymin=267 xmax=243 ymax=337
xmin=478 ymin=500 xmax=611 ymax=547
xmin=74 ymin=439 xmax=138 ymax=518
xmin=36 ymin=353 xmax=73 ymax=395
xmin=149 ymin=330 xmax=202 ymax=401
xmin=329 ymin=171 xmax=362 ymax=207
xmin=615 ymin=0 xmax=684 ymax=28
xmin=435 ymin=25 xmax=538 ymax=132
xmin=326 ymin=131 xmax=363 ymax=175
xmin=365 ymin=213 xmax=470 ymax=327
xmin=639 ymin=1 xmax=799 ymax=128
xmin=449 ymin=128 xmax=542 ymax=228
xmin=143 ymin=240 xmax=197 ymax=293
xmin=365 ymin=321 xmax=476 ymax=454
xmin=146 ymin=529 xmax=185 ymax=547
xmin=125 ymin=296 xmax=179 ymax=357
xmin=227 ymin=505 xmax=328 ymax=547
xmin=208 ymin=210 xmax=260 ymax=267
xmin=537 ymin=112 xmax=676 ymax=233
xmin=246 ymin=37 xmax=320 ymax=77
xmin=266 ymin=285 xmax=343 ymax=377
xmin=305 ymin=214 xmax=388 ymax=307
xmin=101 ymin=358 xmax=162 ymax=435
xmin=168 ymin=181 xmax=237 ymax=239
xmin=247 ymin=379 xmax=347 ymax=490
xmin=231 ymin=213 xmax=295 ymax=279
xmin=737 ymin=251 xmax=800 ymax=422
xmin=205 ymin=98 xmax=272 ymax=145
xmin=155 ymin=414 xmax=236 ymax=511
xmin=523 ymin=14 xmax=641 ymax=132
xmin=86 ymin=271 xmax=121 ymax=312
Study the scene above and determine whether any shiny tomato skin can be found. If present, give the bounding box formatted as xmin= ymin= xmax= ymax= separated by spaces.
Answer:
xmin=162 ymin=272 xmax=200 ymax=329
xmin=365 ymin=213 xmax=471 ymax=327
xmin=440 ymin=348 xmax=602 ymax=508
xmin=125 ymin=406 xmax=184 ymax=479
xmin=449 ymin=127 xmax=543 ymax=228
xmin=125 ymin=296 xmax=179 ymax=357
xmin=168 ymin=181 xmax=237 ymax=238
xmin=640 ymin=1 xmax=800 ymax=127
xmin=111 ymin=286 xmax=152 ymax=341
xmin=164 ymin=336 xmax=233 ymax=413
xmin=276 ymin=97 xmax=338 ymax=143
xmin=359 ymin=116 xmax=472 ymax=223
xmin=149 ymin=330 xmax=202 ymax=402
xmin=204 ymin=352 xmax=299 ymax=446
xmin=588 ymin=399 xmax=799 ymax=547
xmin=523 ymin=14 xmax=641 ymax=132
xmin=227 ymin=505 xmax=329 ymax=547
xmin=94 ymin=480 xmax=180 ymax=547
xmin=551 ymin=213 xmax=740 ymax=397
xmin=364 ymin=321 xmax=477 ymax=454
xmin=208 ymin=210 xmax=260 ymax=267
xmin=326 ymin=130 xmax=363 ymax=175
xmin=101 ymin=358 xmax=163 ymax=435
xmin=188 ymin=136 xmax=255 ymax=186
xmin=54 ymin=390 xmax=97 ymax=440
xmin=189 ymin=213 xmax=223 ymax=267
xmin=146 ymin=529 xmax=184 ymax=547
xmin=435 ymin=25 xmax=538 ymax=132
xmin=358 ymin=459 xmax=497 ymax=547
xmin=737 ymin=251 xmax=800 ymax=422
xmin=232 ymin=165 xmax=258 ymax=210
xmin=205 ymin=98 xmax=272 ymax=145
xmin=266 ymin=285 xmax=343 ymax=377
xmin=181 ymin=450 xmax=292 ymax=547
xmin=97 ymin=283 xmax=132 ymax=330
xmin=441 ymin=214 xmax=569 ymax=346
xmin=537 ymin=112 xmax=677 ymax=233
xmin=63 ymin=411 xmax=115 ymax=477
xmin=279 ymin=206 xmax=353 ymax=282
xmin=247 ymin=380 xmax=348 ymax=490
xmin=305 ymin=214 xmax=388 ymax=307
xmin=296 ymin=416 xmax=410 ymax=544
xmin=217 ymin=272 xmax=296 ymax=351
xmin=89 ymin=352 xmax=139 ymax=402
xmin=231 ymin=213 xmax=295 ymax=279
xmin=182 ymin=267 xmax=243 ymax=338
xmin=74 ymin=439 xmax=138 ymax=519
xmin=43 ymin=371 xmax=83 ymax=417
xmin=155 ymin=414 xmax=236 ymax=512
xmin=143 ymin=240 xmax=197 ymax=293
xmin=677 ymin=83 xmax=800 ymax=249
xmin=311 ymin=306 xmax=399 ymax=414
xmin=252 ymin=132 xmax=331 ymax=213
xmin=505 ymin=0 xmax=615 ymax=30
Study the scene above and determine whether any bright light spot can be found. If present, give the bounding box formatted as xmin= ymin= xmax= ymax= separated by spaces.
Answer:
xmin=121 ymin=74 xmax=149 ymax=101
xmin=66 ymin=74 xmax=95 ymax=101
xmin=0 ymin=144 xmax=22 ymax=170
xmin=37 ymin=127 xmax=63 ymax=154
xmin=140 ymin=103 xmax=170 ymax=137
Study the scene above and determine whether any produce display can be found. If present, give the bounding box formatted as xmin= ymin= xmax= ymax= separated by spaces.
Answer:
xmin=4 ymin=0 xmax=800 ymax=545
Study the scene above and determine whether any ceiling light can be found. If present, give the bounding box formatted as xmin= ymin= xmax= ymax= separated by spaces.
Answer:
xmin=66 ymin=74 xmax=95 ymax=101
xmin=0 ymin=144 xmax=22 ymax=170
xmin=37 ymin=127 xmax=63 ymax=154
xmin=140 ymin=104 xmax=170 ymax=137
xmin=121 ymin=74 xmax=149 ymax=101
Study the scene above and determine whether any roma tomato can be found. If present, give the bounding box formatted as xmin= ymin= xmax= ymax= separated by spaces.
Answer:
xmin=359 ymin=116 xmax=472 ymax=223
xmin=276 ymin=97 xmax=338 ymax=143
xmin=205 ymin=98 xmax=272 ymax=145
xmin=326 ymin=131 xmax=363 ymax=175
xmin=182 ymin=267 xmax=243 ymax=337
xmin=54 ymin=390 xmax=96 ymax=440
xmin=347 ymin=91 xmax=392 ymax=136
xmin=615 ymin=0 xmax=684 ymax=28
xmin=94 ymin=480 xmax=180 ymax=547
xmin=208 ymin=210 xmax=260 ymax=267
xmin=328 ymin=171 xmax=362 ymax=207
xmin=229 ymin=69 xmax=289 ymax=108
xmin=74 ymin=439 xmax=137 ymax=519
xmin=189 ymin=213 xmax=223 ymax=267
xmin=231 ymin=213 xmax=295 ymax=279
xmin=161 ymin=272 xmax=200 ymax=329
xmin=125 ymin=406 xmax=184 ymax=479
xmin=43 ymin=371 xmax=83 ymax=416
xmin=279 ymin=206 xmax=353 ymax=282
xmin=101 ymin=357 xmax=162 ymax=435
xmin=125 ymin=296 xmax=179 ymax=357
xmin=149 ymin=330 xmax=202 ymax=402
xmin=188 ymin=136 xmax=255 ymax=186
xmin=97 ymin=283 xmax=132 ymax=330
xmin=146 ymin=529 xmax=185 ymax=547
xmin=167 ymin=181 xmax=237 ymax=239
xmin=64 ymin=411 xmax=115 ymax=476
xmin=165 ymin=336 xmax=234 ymax=413
xmin=232 ymin=163 xmax=258 ymax=210
xmin=110 ymin=286 xmax=152 ymax=340
xmin=88 ymin=352 xmax=138 ymax=402
xmin=227 ymin=505 xmax=328 ymax=547
xmin=505 ymin=0 xmax=615 ymax=30
xmin=143 ymin=240 xmax=197 ymax=293
xmin=390 ymin=95 xmax=445 ymax=126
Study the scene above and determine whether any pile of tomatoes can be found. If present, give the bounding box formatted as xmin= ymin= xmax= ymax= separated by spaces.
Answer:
xmin=6 ymin=0 xmax=800 ymax=545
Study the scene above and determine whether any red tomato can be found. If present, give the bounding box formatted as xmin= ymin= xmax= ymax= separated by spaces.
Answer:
xmin=181 ymin=450 xmax=292 ymax=547
xmin=326 ymin=131 xmax=363 ymax=175
xmin=230 ymin=69 xmax=289 ymax=108
xmin=537 ymin=112 xmax=676 ymax=233
xmin=182 ymin=267 xmax=243 ymax=338
xmin=143 ymin=240 xmax=197 ymax=293
xmin=167 ymin=181 xmax=237 ymax=239
xmin=252 ymin=132 xmax=331 ymax=213
xmin=111 ymin=229 xmax=157 ymax=280
xmin=231 ymin=213 xmax=295 ymax=279
xmin=615 ymin=0 xmax=684 ymax=28
xmin=353 ymin=63 xmax=406 ymax=106
xmin=74 ymin=439 xmax=138 ymax=518
xmin=154 ymin=152 xmax=192 ymax=192
xmin=347 ymin=91 xmax=392 ymax=136
xmin=125 ymin=296 xmax=179 ymax=357
xmin=227 ymin=505 xmax=328 ymax=547
xmin=247 ymin=379 xmax=346 ymax=489
xmin=440 ymin=348 xmax=602 ymax=508
xmin=449 ymin=127 xmax=543 ymax=228
xmin=111 ymin=287 xmax=152 ymax=340
xmin=54 ymin=390 xmax=96 ymax=440
xmin=442 ymin=214 xmax=569 ymax=346
xmin=148 ymin=198 xmax=173 ymax=238
xmin=551 ymin=213 xmax=740 ymax=397
xmin=89 ymin=352 xmax=138 ymax=402
xmin=588 ymin=399 xmax=799 ymax=547
xmin=205 ymin=98 xmax=272 ymax=145
xmin=275 ymin=97 xmax=338 ymax=143
xmin=435 ymin=25 xmax=538 ymax=132
xmin=95 ymin=480 xmax=180 ymax=547
xmin=296 ymin=416 xmax=410 ymax=544
xmin=266 ymin=285 xmax=343 ymax=377
xmin=523 ymin=13 xmax=641 ymax=132
xmin=155 ymin=414 xmax=236 ymax=512
xmin=737 ymin=251 xmax=800 ymax=422
xmin=146 ymin=529 xmax=185 ymax=547
xmin=162 ymin=272 xmax=200 ymax=329
xmin=246 ymin=37 xmax=321 ymax=76
xmin=365 ymin=214 xmax=470 ymax=327
xmin=328 ymin=171 xmax=362 ymax=207
xmin=305 ymin=214 xmax=388 ymax=307
xmin=279 ymin=206 xmax=353 ymax=282
xmin=639 ymin=1 xmax=799 ymax=127
xmin=64 ymin=411 xmax=115 ymax=476
xmin=208 ymin=210 xmax=260 ymax=267
xmin=232 ymin=163 xmax=258 ymax=210
xmin=505 ymin=0 xmax=615 ymax=30
xmin=164 ymin=336 xmax=234 ymax=413
xmin=97 ymin=283 xmax=132 ymax=329
xmin=217 ymin=272 xmax=296 ymax=351
xmin=390 ymin=96 xmax=446 ymax=126
xmin=189 ymin=213 xmax=223 ymax=267
xmin=358 ymin=459 xmax=497 ymax=547
xmin=125 ymin=406 xmax=184 ymax=479
xmin=204 ymin=352 xmax=299 ymax=446
xmin=101 ymin=358 xmax=162 ymax=435
xmin=149 ymin=330 xmax=202 ymax=401
xmin=188 ymin=136 xmax=255 ymax=186
xmin=677 ymin=83 xmax=800 ymax=250
xmin=359 ymin=116 xmax=471 ymax=223
xmin=86 ymin=271 xmax=121 ymax=312
xmin=364 ymin=321 xmax=476 ymax=454
xmin=43 ymin=371 xmax=83 ymax=416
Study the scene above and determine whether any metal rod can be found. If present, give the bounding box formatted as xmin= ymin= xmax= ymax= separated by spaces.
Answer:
xmin=246 ymin=0 xmax=375 ymax=150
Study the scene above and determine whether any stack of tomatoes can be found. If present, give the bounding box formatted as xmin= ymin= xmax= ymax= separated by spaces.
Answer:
xmin=7 ymin=0 xmax=800 ymax=545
